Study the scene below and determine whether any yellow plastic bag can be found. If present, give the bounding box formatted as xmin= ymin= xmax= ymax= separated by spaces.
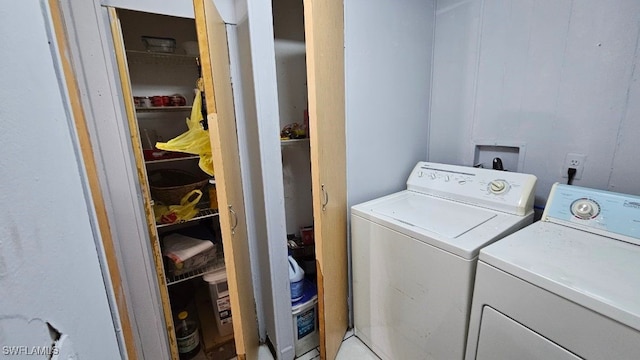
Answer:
xmin=155 ymin=88 xmax=214 ymax=175
xmin=153 ymin=190 xmax=203 ymax=224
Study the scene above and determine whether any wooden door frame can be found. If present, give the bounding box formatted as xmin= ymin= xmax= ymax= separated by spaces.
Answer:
xmin=48 ymin=1 xmax=138 ymax=358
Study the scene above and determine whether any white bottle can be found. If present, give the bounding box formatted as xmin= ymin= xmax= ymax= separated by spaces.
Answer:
xmin=288 ymin=256 xmax=305 ymax=302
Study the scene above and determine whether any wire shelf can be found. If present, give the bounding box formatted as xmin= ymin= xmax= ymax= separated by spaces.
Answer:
xmin=280 ymin=138 xmax=310 ymax=146
xmin=166 ymin=253 xmax=225 ymax=286
xmin=145 ymin=155 xmax=200 ymax=164
xmin=156 ymin=208 xmax=219 ymax=229
xmin=126 ymin=50 xmax=198 ymax=66
xmin=136 ymin=106 xmax=192 ymax=112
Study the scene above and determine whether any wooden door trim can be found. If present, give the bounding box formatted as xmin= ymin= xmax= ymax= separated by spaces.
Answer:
xmin=107 ymin=7 xmax=180 ymax=360
xmin=48 ymin=1 xmax=138 ymax=359
xmin=194 ymin=1 xmax=259 ymax=358
xmin=304 ymin=0 xmax=348 ymax=359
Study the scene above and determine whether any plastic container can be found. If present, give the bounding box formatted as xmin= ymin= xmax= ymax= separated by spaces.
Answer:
xmin=203 ymin=268 xmax=233 ymax=337
xmin=291 ymin=280 xmax=319 ymax=357
xmin=175 ymin=310 xmax=201 ymax=360
xmin=141 ymin=36 xmax=176 ymax=53
xmin=289 ymin=256 xmax=305 ymax=302
xmin=300 ymin=226 xmax=314 ymax=245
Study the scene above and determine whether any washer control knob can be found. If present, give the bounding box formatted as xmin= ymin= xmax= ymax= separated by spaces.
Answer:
xmin=430 ymin=173 xmax=437 ymax=180
xmin=571 ymin=199 xmax=600 ymax=220
xmin=489 ymin=180 xmax=508 ymax=194
xmin=445 ymin=175 xmax=450 ymax=182
xmin=418 ymin=171 xmax=424 ymax=177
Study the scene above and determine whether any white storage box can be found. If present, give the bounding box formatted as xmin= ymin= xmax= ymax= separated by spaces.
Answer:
xmin=203 ymin=268 xmax=233 ymax=337
xmin=291 ymin=280 xmax=319 ymax=357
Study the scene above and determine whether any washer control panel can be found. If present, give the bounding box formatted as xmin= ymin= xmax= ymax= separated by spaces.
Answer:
xmin=543 ymin=183 xmax=640 ymax=244
xmin=489 ymin=179 xmax=509 ymax=194
xmin=407 ymin=162 xmax=537 ymax=216
xmin=570 ymin=198 xmax=601 ymax=220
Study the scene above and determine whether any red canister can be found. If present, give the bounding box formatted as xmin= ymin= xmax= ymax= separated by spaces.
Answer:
xmin=151 ymin=96 xmax=171 ymax=107
xmin=151 ymin=96 xmax=164 ymax=107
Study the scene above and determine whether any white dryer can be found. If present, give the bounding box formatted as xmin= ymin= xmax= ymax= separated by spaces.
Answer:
xmin=352 ymin=161 xmax=537 ymax=360
xmin=465 ymin=183 xmax=640 ymax=360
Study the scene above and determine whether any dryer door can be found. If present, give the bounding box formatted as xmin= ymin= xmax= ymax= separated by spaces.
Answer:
xmin=475 ymin=306 xmax=580 ymax=360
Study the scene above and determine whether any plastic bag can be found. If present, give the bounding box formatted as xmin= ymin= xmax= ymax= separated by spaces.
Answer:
xmin=155 ymin=88 xmax=214 ymax=175
xmin=153 ymin=190 xmax=203 ymax=224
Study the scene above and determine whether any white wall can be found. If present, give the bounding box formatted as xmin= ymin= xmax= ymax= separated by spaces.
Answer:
xmin=273 ymin=41 xmax=311 ymax=238
xmin=118 ymin=9 xmax=198 ymax=54
xmin=430 ymin=0 xmax=640 ymax=204
xmin=232 ymin=1 xmax=296 ymax=358
xmin=345 ymin=0 xmax=435 ymax=208
xmin=0 ymin=1 xmax=121 ymax=358
xmin=101 ymin=0 xmax=194 ymax=18
xmin=273 ymin=0 xmax=313 ymax=237
xmin=274 ymin=40 xmax=308 ymax=129
xmin=280 ymin=140 xmax=314 ymax=235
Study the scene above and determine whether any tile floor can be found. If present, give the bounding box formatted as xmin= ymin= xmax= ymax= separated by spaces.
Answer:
xmin=332 ymin=332 xmax=380 ymax=360
xmin=196 ymin=329 xmax=379 ymax=360
xmin=294 ymin=330 xmax=379 ymax=360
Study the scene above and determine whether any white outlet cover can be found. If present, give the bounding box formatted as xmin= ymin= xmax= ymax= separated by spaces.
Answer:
xmin=562 ymin=153 xmax=586 ymax=180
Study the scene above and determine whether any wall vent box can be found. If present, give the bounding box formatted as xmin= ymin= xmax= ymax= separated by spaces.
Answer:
xmin=473 ymin=142 xmax=526 ymax=172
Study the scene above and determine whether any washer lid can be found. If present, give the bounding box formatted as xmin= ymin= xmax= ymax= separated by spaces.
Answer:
xmin=369 ymin=192 xmax=496 ymax=239
xmin=480 ymin=221 xmax=640 ymax=331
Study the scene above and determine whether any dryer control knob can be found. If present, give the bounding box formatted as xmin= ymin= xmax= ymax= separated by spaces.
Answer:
xmin=489 ymin=180 xmax=508 ymax=194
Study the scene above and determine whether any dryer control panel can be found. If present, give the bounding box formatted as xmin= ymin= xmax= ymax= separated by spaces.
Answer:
xmin=543 ymin=183 xmax=640 ymax=245
xmin=407 ymin=162 xmax=537 ymax=216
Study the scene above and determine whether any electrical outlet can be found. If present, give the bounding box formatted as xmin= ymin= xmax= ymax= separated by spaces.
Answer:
xmin=562 ymin=153 xmax=586 ymax=180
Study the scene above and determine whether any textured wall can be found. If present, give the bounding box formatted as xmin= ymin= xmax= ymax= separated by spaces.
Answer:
xmin=345 ymin=0 xmax=435 ymax=208
xmin=430 ymin=0 xmax=640 ymax=205
xmin=0 ymin=1 xmax=120 ymax=358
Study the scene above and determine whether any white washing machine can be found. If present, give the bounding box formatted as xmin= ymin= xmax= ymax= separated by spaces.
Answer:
xmin=352 ymin=161 xmax=537 ymax=360
xmin=465 ymin=183 xmax=640 ymax=360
